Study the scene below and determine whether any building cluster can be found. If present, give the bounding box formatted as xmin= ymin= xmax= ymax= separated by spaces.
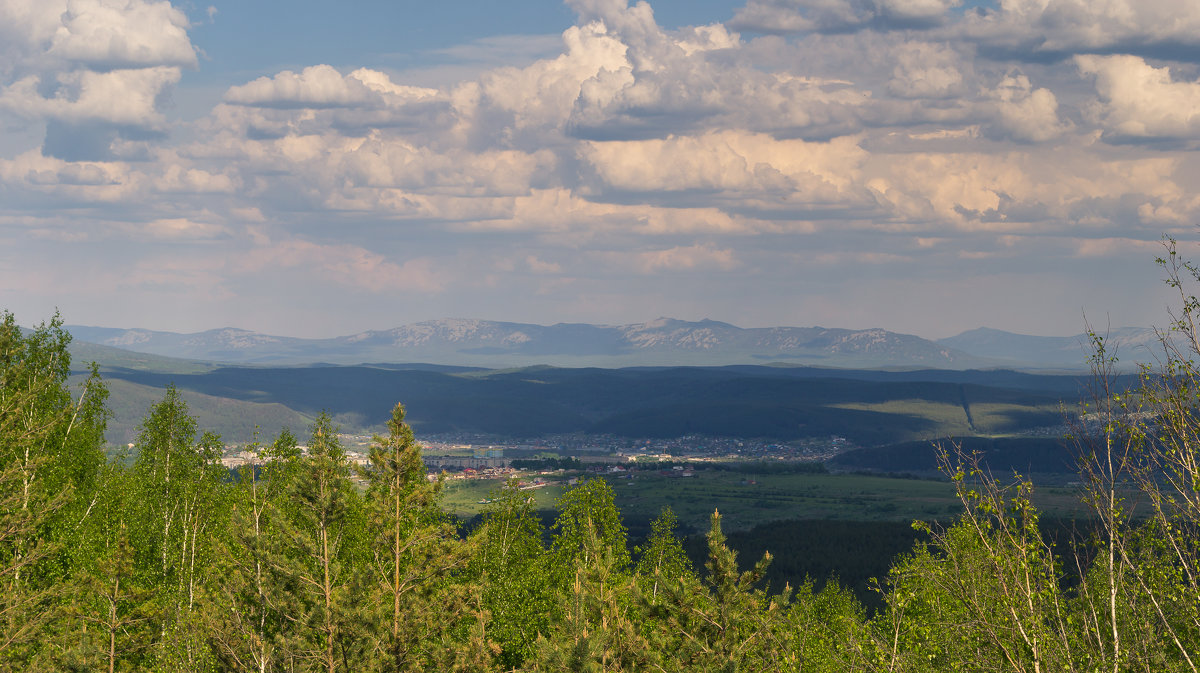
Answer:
xmin=218 ymin=432 xmax=852 ymax=470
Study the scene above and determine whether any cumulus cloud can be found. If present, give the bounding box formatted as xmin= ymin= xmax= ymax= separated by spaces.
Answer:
xmin=2 ymin=0 xmax=1198 ymax=337
xmin=46 ymin=0 xmax=196 ymax=69
xmin=730 ymin=0 xmax=1200 ymax=63
xmin=526 ymin=255 xmax=563 ymax=273
xmin=961 ymin=0 xmax=1200 ymax=61
xmin=980 ymin=73 xmax=1070 ymax=142
xmin=0 ymin=0 xmax=199 ymax=161
xmin=337 ymin=136 xmax=557 ymax=195
xmin=0 ymin=0 xmax=195 ymax=74
xmin=0 ymin=66 xmax=181 ymax=126
xmin=224 ymin=65 xmax=439 ymax=109
xmin=152 ymin=163 xmax=237 ymax=194
xmin=577 ymin=131 xmax=867 ymax=210
xmin=142 ymin=217 xmax=229 ymax=240
xmin=167 ymin=0 xmax=1199 ymax=243
xmin=864 ymin=147 xmax=1191 ymax=230
xmin=0 ymin=149 xmax=138 ymax=201
xmin=1076 ymin=55 xmax=1200 ymax=141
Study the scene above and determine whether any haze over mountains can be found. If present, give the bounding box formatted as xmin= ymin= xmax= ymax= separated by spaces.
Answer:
xmin=63 ymin=318 xmax=1164 ymax=370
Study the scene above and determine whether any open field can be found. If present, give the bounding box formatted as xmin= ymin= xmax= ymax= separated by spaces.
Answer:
xmin=441 ymin=469 xmax=1088 ymax=532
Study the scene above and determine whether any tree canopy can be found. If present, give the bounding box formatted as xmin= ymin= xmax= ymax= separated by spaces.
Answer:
xmin=6 ymin=278 xmax=1200 ymax=672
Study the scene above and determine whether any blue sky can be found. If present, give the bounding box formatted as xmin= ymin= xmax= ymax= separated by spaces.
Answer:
xmin=1 ymin=0 xmax=1197 ymax=339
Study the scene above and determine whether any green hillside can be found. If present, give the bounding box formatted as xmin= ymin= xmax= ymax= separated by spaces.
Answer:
xmin=86 ymin=377 xmax=314 ymax=445
xmin=91 ymin=362 xmax=1075 ymax=453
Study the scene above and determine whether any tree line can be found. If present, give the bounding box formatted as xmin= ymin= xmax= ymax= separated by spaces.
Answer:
xmin=6 ymin=275 xmax=1200 ymax=672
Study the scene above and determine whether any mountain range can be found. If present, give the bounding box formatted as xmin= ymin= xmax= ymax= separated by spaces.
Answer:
xmin=61 ymin=318 xmax=1167 ymax=370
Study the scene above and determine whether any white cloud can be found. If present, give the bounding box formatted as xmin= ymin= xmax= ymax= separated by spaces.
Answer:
xmin=0 ymin=66 xmax=180 ymax=126
xmin=224 ymin=65 xmax=439 ymax=109
xmin=47 ymin=0 xmax=196 ymax=68
xmin=151 ymin=163 xmax=237 ymax=194
xmin=0 ymin=0 xmax=194 ymax=73
xmin=526 ymin=255 xmax=563 ymax=273
xmin=963 ymin=0 xmax=1200 ymax=59
xmin=0 ymin=0 xmax=198 ymax=159
xmin=0 ymin=149 xmax=138 ymax=201
xmin=980 ymin=73 xmax=1070 ymax=142
xmin=143 ymin=217 xmax=229 ymax=239
xmin=459 ymin=20 xmax=632 ymax=144
xmin=1076 ymin=55 xmax=1200 ymax=140
xmin=340 ymin=137 xmax=556 ymax=195
xmin=865 ymin=148 xmax=1191 ymax=229
xmin=578 ymin=131 xmax=866 ymax=207
xmin=4 ymin=0 xmax=1199 ymax=338
xmin=730 ymin=0 xmax=1200 ymax=62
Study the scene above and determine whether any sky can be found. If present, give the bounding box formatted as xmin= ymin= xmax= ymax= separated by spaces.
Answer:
xmin=2 ymin=0 xmax=1199 ymax=340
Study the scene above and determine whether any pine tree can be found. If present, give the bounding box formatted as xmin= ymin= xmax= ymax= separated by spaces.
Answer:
xmin=358 ymin=403 xmax=485 ymax=671
xmin=80 ymin=521 xmax=155 ymax=673
xmin=635 ymin=507 xmax=691 ymax=605
xmin=531 ymin=517 xmax=650 ymax=672
xmin=267 ymin=413 xmax=362 ymax=673
xmin=643 ymin=510 xmax=788 ymax=671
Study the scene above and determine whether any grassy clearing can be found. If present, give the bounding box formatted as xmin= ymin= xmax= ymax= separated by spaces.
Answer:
xmin=828 ymin=400 xmax=971 ymax=436
xmin=969 ymin=402 xmax=1064 ymax=434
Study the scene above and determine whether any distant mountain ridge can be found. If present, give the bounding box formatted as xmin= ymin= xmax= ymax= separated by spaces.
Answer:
xmin=936 ymin=326 xmax=1163 ymax=368
xmin=62 ymin=319 xmax=1164 ymax=370
xmin=65 ymin=318 xmax=982 ymax=368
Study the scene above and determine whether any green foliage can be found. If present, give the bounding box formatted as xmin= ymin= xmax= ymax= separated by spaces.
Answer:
xmin=357 ymin=403 xmax=484 ymax=672
xmin=266 ymin=412 xmax=365 ymax=671
xmin=510 ymin=456 xmax=582 ymax=471
xmin=530 ymin=521 xmax=649 ymax=672
xmin=472 ymin=481 xmax=551 ymax=669
xmin=550 ymin=478 xmax=631 ymax=577
xmin=18 ymin=278 xmax=1200 ymax=672
xmin=633 ymin=510 xmax=793 ymax=671
xmin=203 ymin=432 xmax=282 ymax=673
xmin=0 ymin=312 xmax=110 ymax=668
xmin=635 ymin=507 xmax=692 ymax=604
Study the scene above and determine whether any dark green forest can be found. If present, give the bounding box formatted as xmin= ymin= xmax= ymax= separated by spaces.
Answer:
xmin=6 ymin=293 xmax=1200 ymax=671
xmin=94 ymin=359 xmax=1078 ymax=445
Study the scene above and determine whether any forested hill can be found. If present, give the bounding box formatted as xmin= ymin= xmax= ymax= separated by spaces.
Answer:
xmin=92 ymin=361 xmax=1089 ymax=445
xmin=8 ymin=312 xmax=1200 ymax=671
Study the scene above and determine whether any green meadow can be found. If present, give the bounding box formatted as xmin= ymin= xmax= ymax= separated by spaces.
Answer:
xmin=442 ymin=469 xmax=1086 ymax=532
